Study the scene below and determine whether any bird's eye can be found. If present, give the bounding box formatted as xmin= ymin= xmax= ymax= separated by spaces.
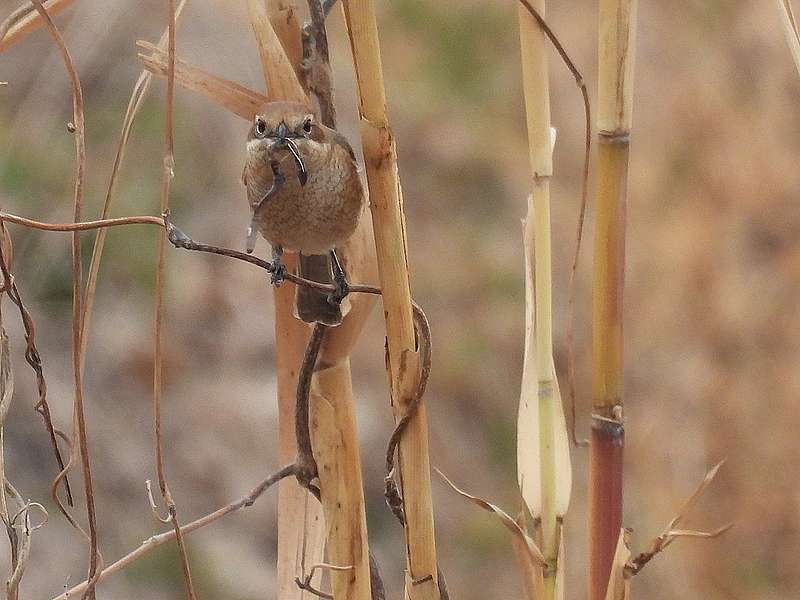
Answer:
xmin=255 ymin=117 xmax=267 ymax=138
xmin=302 ymin=117 xmax=313 ymax=134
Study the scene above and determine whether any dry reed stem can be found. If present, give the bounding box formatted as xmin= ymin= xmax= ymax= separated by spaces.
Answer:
xmin=81 ymin=0 xmax=189 ymax=375
xmin=342 ymin=3 xmax=439 ymax=597
xmin=777 ymin=0 xmax=800 ymax=75
xmin=298 ymin=4 xmax=375 ymax=598
xmin=268 ymin=0 xmax=304 ymax=83
xmin=0 ymin=0 xmax=74 ymax=53
xmin=517 ymin=2 xmax=570 ymax=596
xmin=514 ymin=0 xmax=592 ymax=448
xmin=589 ymin=1 xmax=637 ymax=598
xmin=249 ymin=0 xmax=307 ymax=104
xmin=249 ymin=4 xmax=321 ymax=597
xmin=310 ymin=363 xmax=373 ymax=600
xmin=51 ymin=465 xmax=297 ymax=600
xmin=28 ymin=2 xmax=103 ymax=597
xmin=149 ymin=2 xmax=198 ymax=597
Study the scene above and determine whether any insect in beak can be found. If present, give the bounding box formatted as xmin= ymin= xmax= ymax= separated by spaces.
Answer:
xmin=284 ymin=137 xmax=308 ymax=186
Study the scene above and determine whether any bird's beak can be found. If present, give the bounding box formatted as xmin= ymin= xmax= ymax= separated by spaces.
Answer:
xmin=276 ymin=121 xmax=289 ymax=140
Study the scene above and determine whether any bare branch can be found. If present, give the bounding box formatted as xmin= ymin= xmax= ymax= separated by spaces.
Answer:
xmin=626 ymin=461 xmax=731 ymax=576
xmin=51 ymin=465 xmax=297 ymax=600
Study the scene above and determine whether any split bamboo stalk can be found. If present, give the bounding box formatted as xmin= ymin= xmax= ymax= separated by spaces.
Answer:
xmin=589 ymin=1 xmax=637 ymax=599
xmin=517 ymin=2 xmax=572 ymax=598
xmin=254 ymin=4 xmax=376 ymax=600
xmin=341 ymin=2 xmax=439 ymax=599
xmin=249 ymin=7 xmax=323 ymax=597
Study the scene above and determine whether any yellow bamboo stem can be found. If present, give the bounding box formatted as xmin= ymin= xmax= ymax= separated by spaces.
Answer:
xmin=518 ymin=2 xmax=566 ymax=598
xmin=590 ymin=1 xmax=637 ymax=599
xmin=342 ymin=2 xmax=439 ymax=599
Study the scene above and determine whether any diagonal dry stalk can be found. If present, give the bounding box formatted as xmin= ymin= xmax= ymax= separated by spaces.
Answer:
xmin=341 ymin=2 xmax=440 ymax=599
xmin=589 ymin=1 xmax=637 ymax=599
xmin=0 ymin=0 xmax=75 ymax=52
xmin=52 ymin=464 xmax=297 ymax=600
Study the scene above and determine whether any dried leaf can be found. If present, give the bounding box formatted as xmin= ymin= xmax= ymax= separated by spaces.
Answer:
xmin=604 ymin=529 xmax=631 ymax=600
xmin=437 ymin=469 xmax=544 ymax=566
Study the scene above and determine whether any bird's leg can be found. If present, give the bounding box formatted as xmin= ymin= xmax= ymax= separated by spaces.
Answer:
xmin=271 ymin=245 xmax=287 ymax=287
xmin=328 ymin=248 xmax=349 ymax=305
xmin=246 ymin=160 xmax=286 ymax=254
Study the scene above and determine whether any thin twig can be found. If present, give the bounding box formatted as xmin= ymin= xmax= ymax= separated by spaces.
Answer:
xmin=295 ymin=563 xmax=355 ymax=600
xmin=0 ymin=213 xmax=165 ymax=231
xmin=626 ymin=461 xmax=732 ymax=576
xmin=28 ymin=3 xmax=102 ymax=597
xmin=51 ymin=465 xmax=297 ymax=600
xmin=150 ymin=1 xmax=197 ymax=598
xmin=0 ymin=225 xmax=73 ymax=505
xmin=384 ymin=304 xmax=431 ymax=525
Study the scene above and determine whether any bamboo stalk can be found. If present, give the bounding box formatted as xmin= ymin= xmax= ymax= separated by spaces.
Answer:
xmin=341 ymin=2 xmax=439 ymax=599
xmin=255 ymin=4 xmax=376 ymax=599
xmin=517 ymin=2 xmax=571 ymax=598
xmin=589 ymin=1 xmax=637 ymax=599
xmin=249 ymin=5 xmax=323 ymax=598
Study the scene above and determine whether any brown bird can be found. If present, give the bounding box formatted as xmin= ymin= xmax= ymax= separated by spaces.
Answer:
xmin=243 ymin=101 xmax=364 ymax=326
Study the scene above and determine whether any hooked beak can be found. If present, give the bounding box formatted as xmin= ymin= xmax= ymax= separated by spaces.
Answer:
xmin=272 ymin=122 xmax=307 ymax=186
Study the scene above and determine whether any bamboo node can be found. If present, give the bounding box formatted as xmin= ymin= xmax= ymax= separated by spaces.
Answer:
xmin=591 ymin=412 xmax=624 ymax=439
xmin=359 ymin=116 xmax=394 ymax=170
xmin=598 ymin=130 xmax=630 ymax=144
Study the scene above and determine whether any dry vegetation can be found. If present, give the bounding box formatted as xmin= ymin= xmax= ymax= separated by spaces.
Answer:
xmin=0 ymin=1 xmax=799 ymax=600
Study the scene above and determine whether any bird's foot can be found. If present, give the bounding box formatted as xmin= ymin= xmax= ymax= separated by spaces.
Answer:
xmin=327 ymin=248 xmax=350 ymax=305
xmin=271 ymin=246 xmax=287 ymax=287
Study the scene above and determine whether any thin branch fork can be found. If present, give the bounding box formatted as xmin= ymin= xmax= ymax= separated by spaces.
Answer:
xmin=625 ymin=461 xmax=732 ymax=577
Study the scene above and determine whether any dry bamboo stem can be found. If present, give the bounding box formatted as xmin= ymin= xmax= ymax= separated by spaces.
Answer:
xmin=589 ymin=1 xmax=637 ymax=599
xmin=517 ymin=2 xmax=568 ymax=598
xmin=256 ymin=4 xmax=376 ymax=599
xmin=341 ymin=2 xmax=439 ymax=599
xmin=251 ymin=4 xmax=323 ymax=597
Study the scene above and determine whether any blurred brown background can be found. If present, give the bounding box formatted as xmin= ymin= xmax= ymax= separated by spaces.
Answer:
xmin=2 ymin=0 xmax=799 ymax=598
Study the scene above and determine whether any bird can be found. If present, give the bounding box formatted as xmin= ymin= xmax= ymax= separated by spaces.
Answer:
xmin=242 ymin=101 xmax=364 ymax=326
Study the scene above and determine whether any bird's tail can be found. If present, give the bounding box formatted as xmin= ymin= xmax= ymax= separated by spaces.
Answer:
xmin=296 ymin=253 xmax=344 ymax=326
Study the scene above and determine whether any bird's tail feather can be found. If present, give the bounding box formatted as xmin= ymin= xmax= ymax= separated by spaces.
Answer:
xmin=296 ymin=253 xmax=344 ymax=326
